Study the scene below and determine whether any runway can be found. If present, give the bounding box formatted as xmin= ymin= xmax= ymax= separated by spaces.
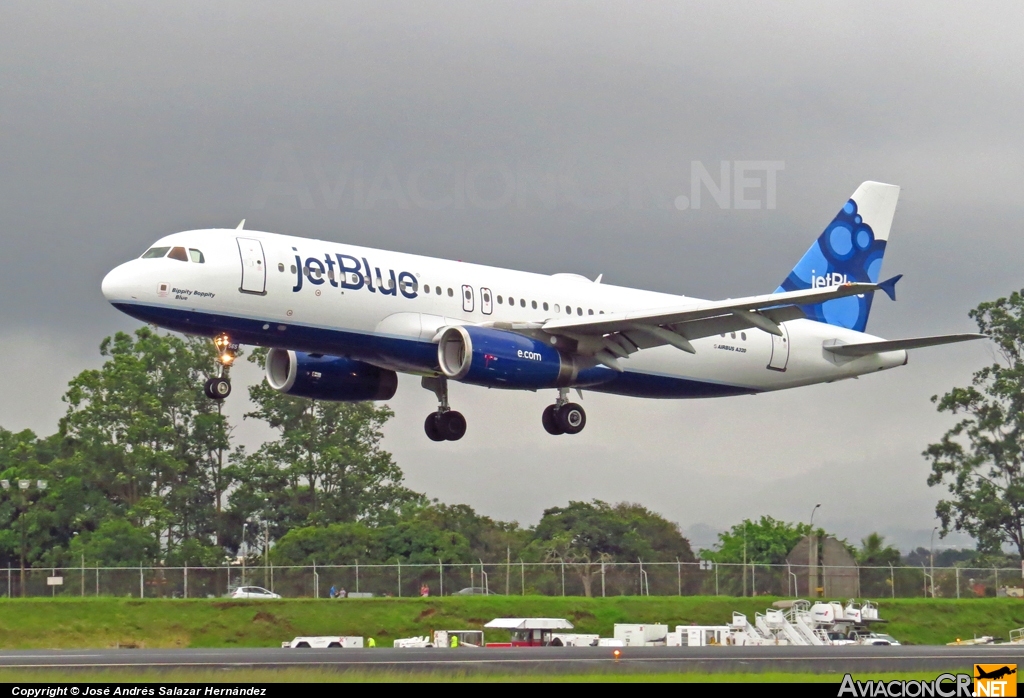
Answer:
xmin=2 ymin=645 xmax=1023 ymax=674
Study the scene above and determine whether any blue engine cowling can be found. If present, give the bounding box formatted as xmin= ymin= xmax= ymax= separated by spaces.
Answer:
xmin=266 ymin=349 xmax=398 ymax=402
xmin=437 ymin=325 xmax=580 ymax=389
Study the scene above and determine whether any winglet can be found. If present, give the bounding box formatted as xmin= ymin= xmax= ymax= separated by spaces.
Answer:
xmin=236 ymin=219 xmax=246 ymax=230
xmin=878 ymin=274 xmax=902 ymax=301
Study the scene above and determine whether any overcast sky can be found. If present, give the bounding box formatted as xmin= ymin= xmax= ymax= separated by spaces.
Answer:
xmin=2 ymin=1 xmax=1021 ymax=551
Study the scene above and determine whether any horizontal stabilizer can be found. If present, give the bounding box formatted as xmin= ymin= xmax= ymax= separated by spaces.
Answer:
xmin=824 ymin=333 xmax=987 ymax=357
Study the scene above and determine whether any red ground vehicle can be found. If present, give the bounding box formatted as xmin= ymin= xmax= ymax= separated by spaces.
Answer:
xmin=483 ymin=618 xmax=575 ymax=647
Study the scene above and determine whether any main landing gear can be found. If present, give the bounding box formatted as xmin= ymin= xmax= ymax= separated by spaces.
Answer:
xmin=542 ymin=388 xmax=586 ymax=436
xmin=422 ymin=376 xmax=466 ymax=442
xmin=204 ymin=333 xmax=238 ymax=401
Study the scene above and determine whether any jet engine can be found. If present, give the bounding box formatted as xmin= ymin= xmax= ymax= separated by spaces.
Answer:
xmin=266 ymin=349 xmax=398 ymax=402
xmin=437 ymin=325 xmax=583 ymax=389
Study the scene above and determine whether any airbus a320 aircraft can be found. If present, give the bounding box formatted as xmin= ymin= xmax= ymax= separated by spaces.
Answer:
xmin=102 ymin=182 xmax=984 ymax=441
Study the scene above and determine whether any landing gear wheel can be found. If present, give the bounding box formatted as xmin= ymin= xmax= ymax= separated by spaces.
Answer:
xmin=437 ymin=411 xmax=467 ymax=441
xmin=424 ymin=413 xmax=445 ymax=442
xmin=557 ymin=402 xmax=586 ymax=434
xmin=542 ymin=404 xmax=565 ymax=435
xmin=204 ymin=377 xmax=231 ymax=401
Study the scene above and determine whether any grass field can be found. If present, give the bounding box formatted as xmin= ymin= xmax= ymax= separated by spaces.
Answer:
xmin=0 ymin=668 xmax=963 ymax=683
xmin=0 ymin=596 xmax=1021 ymax=649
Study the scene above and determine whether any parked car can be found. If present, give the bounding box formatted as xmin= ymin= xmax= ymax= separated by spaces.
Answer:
xmin=860 ymin=633 xmax=900 ymax=646
xmin=229 ymin=586 xmax=281 ymax=599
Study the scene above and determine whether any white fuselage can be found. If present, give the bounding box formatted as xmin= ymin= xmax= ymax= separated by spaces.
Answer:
xmin=101 ymin=228 xmax=908 ymax=399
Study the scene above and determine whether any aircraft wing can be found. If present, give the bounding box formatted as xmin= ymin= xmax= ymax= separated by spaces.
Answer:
xmin=823 ymin=333 xmax=987 ymax=357
xmin=506 ymin=282 xmax=888 ymax=371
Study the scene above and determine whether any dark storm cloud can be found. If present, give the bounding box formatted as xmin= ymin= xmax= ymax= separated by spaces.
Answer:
xmin=1 ymin=1 xmax=1021 ymax=547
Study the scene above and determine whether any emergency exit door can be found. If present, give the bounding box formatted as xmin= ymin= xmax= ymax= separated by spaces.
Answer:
xmin=462 ymin=284 xmax=474 ymax=312
xmin=237 ymin=238 xmax=267 ymax=295
xmin=767 ymin=324 xmax=790 ymax=371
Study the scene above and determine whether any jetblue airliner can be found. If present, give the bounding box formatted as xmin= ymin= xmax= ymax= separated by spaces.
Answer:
xmin=101 ymin=182 xmax=983 ymax=441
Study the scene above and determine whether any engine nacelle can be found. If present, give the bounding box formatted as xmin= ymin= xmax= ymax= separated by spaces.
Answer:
xmin=266 ymin=349 xmax=398 ymax=402
xmin=437 ymin=325 xmax=578 ymax=389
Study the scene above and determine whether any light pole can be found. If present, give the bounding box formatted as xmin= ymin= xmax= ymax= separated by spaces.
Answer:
xmin=809 ymin=504 xmax=821 ymax=598
xmin=930 ymin=526 xmax=938 ymax=598
xmin=241 ymin=522 xmax=248 ymax=587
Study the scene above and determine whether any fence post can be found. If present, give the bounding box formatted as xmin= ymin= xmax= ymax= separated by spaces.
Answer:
xmin=601 ymin=560 xmax=606 ymax=598
xmin=889 ymin=563 xmax=895 ymax=599
xmin=995 ymin=567 xmax=999 ymax=593
xmin=7 ymin=567 xmax=10 ymax=598
xmin=560 ymin=560 xmax=565 ymax=596
xmin=397 ymin=559 xmax=401 ymax=598
xmin=715 ymin=563 xmax=719 ymax=596
xmin=438 ymin=559 xmax=443 ymax=597
xmin=313 ymin=561 xmax=318 ymax=599
xmin=677 ymin=559 xmax=681 ymax=596
xmin=184 ymin=566 xmax=188 ymax=599
xmin=139 ymin=565 xmax=144 ymax=599
xmin=521 ymin=559 xmax=524 ymax=596
xmin=355 ymin=559 xmax=359 ymax=594
xmin=96 ymin=567 xmax=99 ymax=596
xmin=956 ymin=566 xmax=960 ymax=599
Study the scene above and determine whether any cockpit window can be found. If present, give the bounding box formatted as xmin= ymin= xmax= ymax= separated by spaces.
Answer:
xmin=167 ymin=247 xmax=189 ymax=262
xmin=189 ymin=249 xmax=205 ymax=263
xmin=141 ymin=247 xmax=170 ymax=259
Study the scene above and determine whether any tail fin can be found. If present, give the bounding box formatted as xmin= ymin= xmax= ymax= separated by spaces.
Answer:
xmin=776 ymin=181 xmax=900 ymax=332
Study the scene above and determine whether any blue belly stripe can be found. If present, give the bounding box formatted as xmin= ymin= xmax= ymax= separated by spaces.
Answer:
xmin=112 ymin=302 xmax=757 ymax=399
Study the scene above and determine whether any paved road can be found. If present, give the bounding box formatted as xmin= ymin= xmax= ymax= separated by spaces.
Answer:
xmin=2 ymin=645 xmax=1023 ymax=674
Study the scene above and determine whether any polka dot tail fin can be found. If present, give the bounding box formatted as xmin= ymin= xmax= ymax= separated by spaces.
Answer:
xmin=775 ymin=181 xmax=901 ymax=332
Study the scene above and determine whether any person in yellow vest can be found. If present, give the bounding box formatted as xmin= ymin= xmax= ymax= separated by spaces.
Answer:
xmin=450 ymin=634 xmax=458 ymax=648
xmin=367 ymin=638 xmax=376 ymax=648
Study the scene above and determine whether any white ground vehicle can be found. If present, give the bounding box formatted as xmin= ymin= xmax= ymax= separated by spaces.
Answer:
xmin=282 ymin=636 xmax=364 ymax=648
xmin=230 ymin=586 xmax=281 ymax=599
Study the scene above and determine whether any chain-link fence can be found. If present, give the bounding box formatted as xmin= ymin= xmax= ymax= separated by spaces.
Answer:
xmin=3 ymin=562 xmax=1022 ymax=599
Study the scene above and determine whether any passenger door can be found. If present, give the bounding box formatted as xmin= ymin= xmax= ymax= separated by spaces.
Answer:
xmin=237 ymin=238 xmax=267 ymax=295
xmin=461 ymin=284 xmax=474 ymax=313
xmin=480 ymin=287 xmax=493 ymax=315
xmin=767 ymin=324 xmax=790 ymax=371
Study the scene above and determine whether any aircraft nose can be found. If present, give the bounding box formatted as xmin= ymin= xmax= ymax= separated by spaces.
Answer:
xmin=101 ymin=262 xmax=135 ymax=302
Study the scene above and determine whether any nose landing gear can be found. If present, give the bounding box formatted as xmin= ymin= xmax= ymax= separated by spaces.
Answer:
xmin=204 ymin=333 xmax=238 ymax=401
xmin=542 ymin=389 xmax=586 ymax=435
xmin=422 ymin=376 xmax=466 ymax=441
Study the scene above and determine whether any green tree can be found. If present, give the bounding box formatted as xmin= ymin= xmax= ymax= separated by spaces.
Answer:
xmin=529 ymin=500 xmax=692 ymax=597
xmin=924 ymin=291 xmax=1024 ymax=558
xmin=700 ymin=516 xmax=817 ymax=565
xmin=59 ymin=328 xmax=234 ymax=564
xmin=857 ymin=532 xmax=901 ymax=567
xmin=231 ymin=349 xmax=422 ymax=539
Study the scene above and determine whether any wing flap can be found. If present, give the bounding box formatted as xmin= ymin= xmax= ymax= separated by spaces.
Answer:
xmin=824 ymin=333 xmax=987 ymax=357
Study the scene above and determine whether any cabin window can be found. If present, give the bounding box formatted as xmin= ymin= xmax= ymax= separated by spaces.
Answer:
xmin=520 ymin=298 xmax=526 ymax=308
xmin=436 ymin=286 xmax=441 ymax=295
xmin=464 ymin=288 xmax=471 ymax=301
xmin=588 ymin=309 xmax=593 ymax=315
xmin=291 ymin=265 xmax=297 ymax=274
xmin=566 ymin=305 xmax=572 ymax=314
xmin=189 ymin=249 xmax=206 ymax=263
xmin=543 ymin=302 xmax=549 ymax=311
xmin=508 ymin=297 xmax=515 ymax=305
xmin=730 ymin=332 xmax=736 ymax=339
xmin=577 ymin=307 xmax=583 ymax=316
xmin=447 ymin=288 xmax=453 ymax=297
xmin=554 ymin=304 xmax=560 ymax=313
xmin=278 ymin=263 xmax=285 ymax=272
xmin=141 ymin=246 xmax=170 ymax=259
xmin=741 ymin=332 xmax=747 ymax=341
xmin=497 ymin=295 xmax=503 ymax=304
xmin=167 ymin=247 xmax=189 ymax=262
xmin=532 ymin=300 xmax=537 ymax=309
xmin=424 ymin=285 xmax=430 ymax=294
